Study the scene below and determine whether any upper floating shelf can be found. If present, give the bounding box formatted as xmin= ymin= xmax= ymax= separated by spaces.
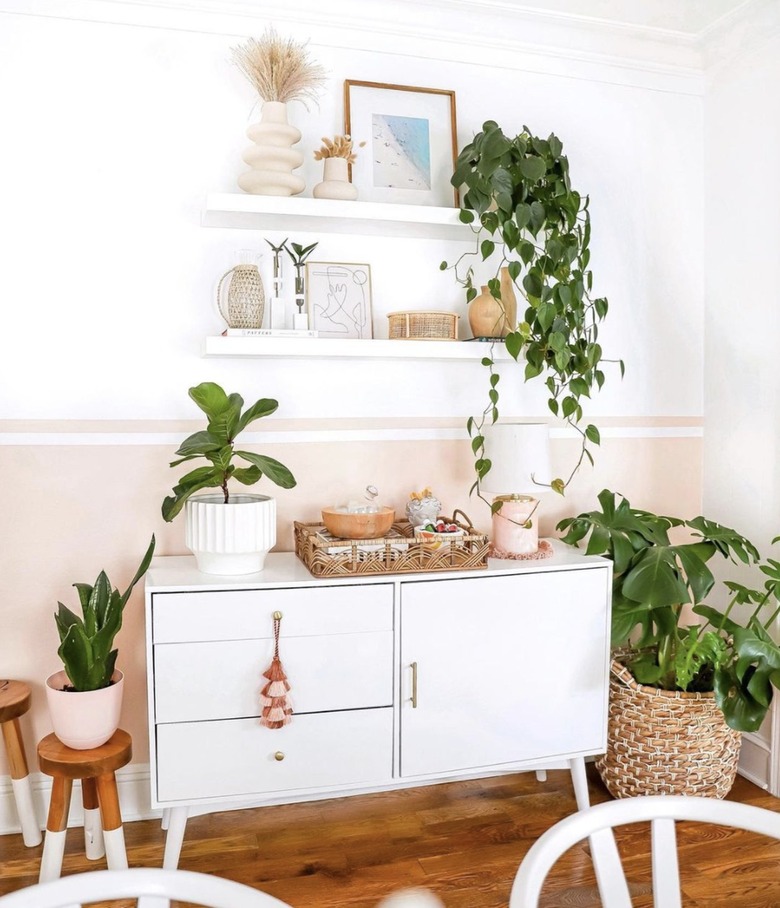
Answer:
xmin=202 ymin=193 xmax=474 ymax=240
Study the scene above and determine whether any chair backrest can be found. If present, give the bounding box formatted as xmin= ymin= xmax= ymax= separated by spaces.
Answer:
xmin=0 ymin=868 xmax=293 ymax=908
xmin=509 ymin=795 xmax=780 ymax=908
xmin=0 ymin=869 xmax=444 ymax=908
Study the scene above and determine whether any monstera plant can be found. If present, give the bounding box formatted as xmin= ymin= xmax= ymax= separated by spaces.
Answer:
xmin=443 ymin=121 xmax=623 ymax=504
xmin=558 ymin=490 xmax=780 ymax=732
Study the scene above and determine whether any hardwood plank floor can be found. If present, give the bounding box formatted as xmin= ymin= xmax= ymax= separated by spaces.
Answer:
xmin=1 ymin=766 xmax=780 ymax=907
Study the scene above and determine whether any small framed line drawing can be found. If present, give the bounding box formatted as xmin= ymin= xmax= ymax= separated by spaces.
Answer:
xmin=344 ymin=80 xmax=459 ymax=207
xmin=305 ymin=262 xmax=373 ymax=339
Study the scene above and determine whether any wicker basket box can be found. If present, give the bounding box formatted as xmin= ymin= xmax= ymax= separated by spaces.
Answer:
xmin=294 ymin=517 xmax=488 ymax=577
xmin=387 ymin=310 xmax=459 ymax=341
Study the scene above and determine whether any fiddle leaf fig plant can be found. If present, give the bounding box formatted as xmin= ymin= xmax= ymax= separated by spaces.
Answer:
xmin=557 ymin=489 xmax=780 ymax=732
xmin=443 ymin=122 xmax=623 ymax=502
xmin=54 ymin=535 xmax=156 ymax=691
xmin=161 ymin=382 xmax=296 ymax=522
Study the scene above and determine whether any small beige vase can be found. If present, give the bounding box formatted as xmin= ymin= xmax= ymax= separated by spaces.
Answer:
xmin=313 ymin=157 xmax=358 ymax=200
xmin=468 ymin=285 xmax=509 ymax=339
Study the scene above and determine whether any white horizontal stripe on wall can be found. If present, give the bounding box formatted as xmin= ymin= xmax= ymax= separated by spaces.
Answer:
xmin=0 ymin=426 xmax=703 ymax=446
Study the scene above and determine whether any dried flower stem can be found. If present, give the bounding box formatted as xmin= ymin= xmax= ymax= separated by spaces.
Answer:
xmin=232 ymin=27 xmax=327 ymax=109
xmin=314 ymin=134 xmax=366 ymax=164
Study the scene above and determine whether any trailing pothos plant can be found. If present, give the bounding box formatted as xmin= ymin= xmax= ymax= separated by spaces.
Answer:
xmin=442 ymin=121 xmax=623 ymax=506
xmin=557 ymin=489 xmax=780 ymax=732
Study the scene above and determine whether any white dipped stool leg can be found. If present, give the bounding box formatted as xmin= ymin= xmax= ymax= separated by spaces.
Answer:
xmin=81 ymin=777 xmax=105 ymax=860
xmin=11 ymin=775 xmax=42 ymax=847
xmin=2 ymin=717 xmax=42 ymax=847
xmin=96 ymin=771 xmax=128 ymax=870
xmin=39 ymin=776 xmax=72 ymax=882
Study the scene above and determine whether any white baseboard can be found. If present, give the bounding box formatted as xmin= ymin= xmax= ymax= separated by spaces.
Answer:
xmin=0 ymin=765 xmax=159 ymax=837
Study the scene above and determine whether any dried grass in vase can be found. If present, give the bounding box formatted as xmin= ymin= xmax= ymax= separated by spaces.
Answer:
xmin=313 ymin=135 xmax=366 ymax=165
xmin=232 ymin=27 xmax=327 ymax=109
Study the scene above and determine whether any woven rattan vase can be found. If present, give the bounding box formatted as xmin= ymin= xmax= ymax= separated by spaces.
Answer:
xmin=596 ymin=658 xmax=742 ymax=799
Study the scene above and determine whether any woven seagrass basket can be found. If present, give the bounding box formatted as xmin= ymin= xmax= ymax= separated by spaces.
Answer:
xmin=595 ymin=657 xmax=742 ymax=800
xmin=387 ymin=310 xmax=459 ymax=340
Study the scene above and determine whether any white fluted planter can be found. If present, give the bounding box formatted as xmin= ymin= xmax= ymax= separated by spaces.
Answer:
xmin=185 ymin=493 xmax=277 ymax=575
xmin=313 ymin=157 xmax=358 ymax=200
xmin=238 ymin=101 xmax=305 ymax=197
xmin=45 ymin=670 xmax=124 ymax=750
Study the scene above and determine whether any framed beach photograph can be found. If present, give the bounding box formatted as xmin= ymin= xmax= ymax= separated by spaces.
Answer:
xmin=344 ymin=80 xmax=459 ymax=208
xmin=305 ymin=262 xmax=373 ymax=339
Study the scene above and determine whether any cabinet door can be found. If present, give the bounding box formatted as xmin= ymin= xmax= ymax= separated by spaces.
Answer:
xmin=399 ymin=568 xmax=610 ymax=777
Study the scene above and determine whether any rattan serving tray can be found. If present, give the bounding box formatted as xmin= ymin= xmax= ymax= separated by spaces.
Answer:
xmin=294 ymin=515 xmax=489 ymax=576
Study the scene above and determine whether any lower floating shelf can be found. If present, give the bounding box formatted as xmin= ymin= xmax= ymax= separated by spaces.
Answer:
xmin=203 ymin=335 xmax=512 ymax=362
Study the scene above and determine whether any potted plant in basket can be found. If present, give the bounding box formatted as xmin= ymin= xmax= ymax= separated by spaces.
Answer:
xmin=162 ymin=382 xmax=297 ymax=575
xmin=47 ymin=535 xmax=156 ymax=749
xmin=442 ymin=122 xmax=624 ymax=508
xmin=557 ymin=489 xmax=780 ymax=798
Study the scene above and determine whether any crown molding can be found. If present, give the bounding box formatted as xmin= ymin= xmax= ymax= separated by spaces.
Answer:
xmin=702 ymin=0 xmax=780 ymax=74
xmin=0 ymin=0 xmax=705 ymax=94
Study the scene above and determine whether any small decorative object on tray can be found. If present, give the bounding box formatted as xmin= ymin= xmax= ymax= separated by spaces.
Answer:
xmin=405 ymin=488 xmax=441 ymax=527
xmin=295 ymin=508 xmax=488 ymax=576
xmin=387 ymin=311 xmax=459 ymax=340
xmin=488 ymin=539 xmax=554 ymax=561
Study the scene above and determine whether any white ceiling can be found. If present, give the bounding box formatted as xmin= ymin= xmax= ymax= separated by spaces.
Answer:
xmin=465 ymin=0 xmax=755 ymax=34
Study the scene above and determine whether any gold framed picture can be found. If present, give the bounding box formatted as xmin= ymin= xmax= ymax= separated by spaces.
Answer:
xmin=344 ymin=80 xmax=459 ymax=208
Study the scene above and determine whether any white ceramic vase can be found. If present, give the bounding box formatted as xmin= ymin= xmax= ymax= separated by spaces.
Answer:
xmin=238 ymin=101 xmax=305 ymax=197
xmin=45 ymin=670 xmax=124 ymax=750
xmin=186 ymin=493 xmax=277 ymax=575
xmin=313 ymin=157 xmax=358 ymax=201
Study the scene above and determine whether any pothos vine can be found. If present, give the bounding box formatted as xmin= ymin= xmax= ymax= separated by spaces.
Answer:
xmin=442 ymin=121 xmax=624 ymax=511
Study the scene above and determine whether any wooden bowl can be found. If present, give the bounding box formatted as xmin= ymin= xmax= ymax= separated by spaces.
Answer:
xmin=321 ymin=507 xmax=396 ymax=539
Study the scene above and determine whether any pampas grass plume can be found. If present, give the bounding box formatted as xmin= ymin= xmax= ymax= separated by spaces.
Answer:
xmin=232 ymin=27 xmax=327 ymax=109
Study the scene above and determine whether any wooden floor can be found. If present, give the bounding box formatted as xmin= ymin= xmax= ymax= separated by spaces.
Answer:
xmin=2 ymin=766 xmax=780 ymax=907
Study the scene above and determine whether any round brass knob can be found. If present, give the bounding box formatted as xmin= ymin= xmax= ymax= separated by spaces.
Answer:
xmin=274 ymin=751 xmax=285 ymax=762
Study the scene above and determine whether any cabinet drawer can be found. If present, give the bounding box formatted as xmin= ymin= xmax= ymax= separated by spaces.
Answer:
xmin=154 ymin=631 xmax=393 ymax=722
xmin=155 ymin=709 xmax=393 ymax=802
xmin=152 ymin=583 xmax=393 ymax=643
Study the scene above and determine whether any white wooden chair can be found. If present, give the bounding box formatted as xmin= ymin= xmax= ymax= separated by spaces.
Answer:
xmin=0 ymin=868 xmax=443 ymax=908
xmin=509 ymin=794 xmax=780 ymax=908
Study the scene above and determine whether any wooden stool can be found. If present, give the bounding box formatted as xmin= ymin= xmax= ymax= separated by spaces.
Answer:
xmin=0 ymin=680 xmax=42 ymax=847
xmin=37 ymin=729 xmax=132 ymax=882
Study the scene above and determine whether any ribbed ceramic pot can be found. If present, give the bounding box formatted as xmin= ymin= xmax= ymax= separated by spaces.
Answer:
xmin=238 ymin=101 xmax=305 ymax=197
xmin=185 ymin=493 xmax=277 ymax=575
xmin=45 ymin=670 xmax=124 ymax=750
xmin=313 ymin=157 xmax=358 ymax=200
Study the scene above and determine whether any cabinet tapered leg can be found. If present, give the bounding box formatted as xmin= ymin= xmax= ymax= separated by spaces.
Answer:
xmin=568 ymin=757 xmax=631 ymax=908
xmin=162 ymin=806 xmax=189 ymax=869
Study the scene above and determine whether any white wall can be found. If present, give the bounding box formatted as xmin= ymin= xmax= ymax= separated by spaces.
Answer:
xmin=703 ymin=10 xmax=780 ymax=792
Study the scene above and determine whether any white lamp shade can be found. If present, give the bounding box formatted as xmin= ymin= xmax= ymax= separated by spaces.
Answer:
xmin=481 ymin=422 xmax=552 ymax=495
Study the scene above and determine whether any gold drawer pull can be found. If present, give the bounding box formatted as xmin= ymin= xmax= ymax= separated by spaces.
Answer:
xmin=274 ymin=751 xmax=285 ymax=762
xmin=411 ymin=661 xmax=418 ymax=709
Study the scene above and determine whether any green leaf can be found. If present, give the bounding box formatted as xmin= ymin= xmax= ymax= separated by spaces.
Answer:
xmin=505 ymin=331 xmax=523 ymax=360
xmin=514 ymin=203 xmax=532 ymax=230
xmin=585 ymin=424 xmax=601 ymax=445
xmin=480 ymin=239 xmax=495 ymax=260
xmin=551 ymin=478 xmax=565 ymax=495
xmin=622 ymin=548 xmax=690 ymax=608
xmin=519 ymin=156 xmax=546 ymax=181
xmin=235 ymin=452 xmax=297 ymax=489
xmin=458 ymin=209 xmax=476 ymax=224
xmin=174 ymin=431 xmax=223 ymax=458
xmin=236 ymin=397 xmax=279 ymax=434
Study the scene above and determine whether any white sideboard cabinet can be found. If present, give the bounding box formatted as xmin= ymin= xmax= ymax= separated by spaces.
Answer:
xmin=144 ymin=546 xmax=613 ymax=869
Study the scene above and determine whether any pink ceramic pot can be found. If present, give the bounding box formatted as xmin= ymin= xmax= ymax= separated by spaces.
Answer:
xmin=45 ymin=670 xmax=124 ymax=749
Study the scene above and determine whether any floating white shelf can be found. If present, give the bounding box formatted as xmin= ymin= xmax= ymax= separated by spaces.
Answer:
xmin=203 ymin=335 xmax=512 ymax=362
xmin=202 ymin=193 xmax=474 ymax=240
